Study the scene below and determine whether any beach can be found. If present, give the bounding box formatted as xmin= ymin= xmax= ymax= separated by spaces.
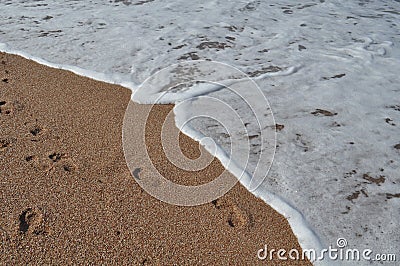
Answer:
xmin=2 ymin=2 xmax=400 ymax=261
xmin=0 ymin=52 xmax=310 ymax=264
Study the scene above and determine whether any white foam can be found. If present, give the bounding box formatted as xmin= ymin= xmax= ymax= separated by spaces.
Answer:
xmin=0 ymin=43 xmax=138 ymax=90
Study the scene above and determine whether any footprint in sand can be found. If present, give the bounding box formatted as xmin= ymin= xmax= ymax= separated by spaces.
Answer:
xmin=211 ymin=198 xmax=249 ymax=229
xmin=0 ymin=100 xmax=24 ymax=116
xmin=18 ymin=207 xmax=47 ymax=235
xmin=0 ymin=137 xmax=16 ymax=152
xmin=29 ymin=125 xmax=43 ymax=137
xmin=0 ymin=101 xmax=12 ymax=115
xmin=26 ymin=152 xmax=77 ymax=174
xmin=49 ymin=152 xmax=63 ymax=162
xmin=24 ymin=121 xmax=46 ymax=141
xmin=23 ymin=119 xmax=77 ymax=174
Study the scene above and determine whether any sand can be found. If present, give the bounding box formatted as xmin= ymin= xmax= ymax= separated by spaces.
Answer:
xmin=0 ymin=52 xmax=310 ymax=265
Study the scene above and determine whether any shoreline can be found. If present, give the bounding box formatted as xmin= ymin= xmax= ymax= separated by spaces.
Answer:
xmin=1 ymin=44 xmax=324 ymax=258
xmin=0 ymin=52 xmax=310 ymax=264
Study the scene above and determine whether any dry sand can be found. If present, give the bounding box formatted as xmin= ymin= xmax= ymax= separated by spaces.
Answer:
xmin=0 ymin=52 xmax=310 ymax=265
